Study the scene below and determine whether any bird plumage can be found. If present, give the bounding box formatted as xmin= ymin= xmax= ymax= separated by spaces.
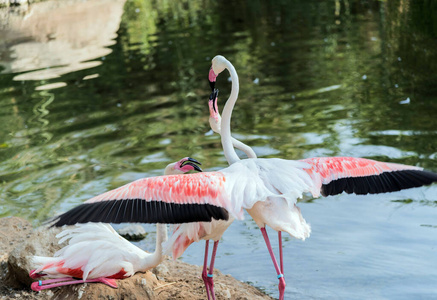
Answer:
xmin=52 ymin=161 xmax=283 ymax=227
xmin=30 ymin=157 xmax=203 ymax=291
xmin=32 ymin=223 xmax=156 ymax=280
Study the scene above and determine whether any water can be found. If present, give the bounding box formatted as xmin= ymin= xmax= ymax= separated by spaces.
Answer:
xmin=1 ymin=0 xmax=437 ymax=299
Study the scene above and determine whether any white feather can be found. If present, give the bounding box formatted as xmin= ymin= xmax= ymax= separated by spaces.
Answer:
xmin=31 ymin=223 xmax=163 ymax=280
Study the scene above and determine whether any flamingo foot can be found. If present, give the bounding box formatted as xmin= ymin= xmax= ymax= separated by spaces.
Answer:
xmin=260 ymin=228 xmax=287 ymax=300
xmin=278 ymin=275 xmax=286 ymax=300
xmin=31 ymin=277 xmax=118 ymax=291
xmin=208 ymin=275 xmax=216 ymax=300
xmin=99 ymin=277 xmax=118 ymax=288
xmin=201 ymin=240 xmax=218 ymax=300
xmin=201 ymin=272 xmax=215 ymax=300
xmin=201 ymin=271 xmax=212 ymax=300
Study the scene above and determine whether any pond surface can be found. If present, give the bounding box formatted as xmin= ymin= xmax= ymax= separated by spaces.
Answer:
xmin=1 ymin=0 xmax=437 ymax=299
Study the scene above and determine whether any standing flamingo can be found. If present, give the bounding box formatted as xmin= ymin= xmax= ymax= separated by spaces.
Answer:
xmin=49 ymin=56 xmax=437 ymax=300
xmin=207 ymin=55 xmax=437 ymax=299
xmin=164 ymin=89 xmax=257 ymax=300
xmin=30 ymin=157 xmax=202 ymax=291
xmin=208 ymin=57 xmax=310 ymax=299
xmin=209 ymin=87 xmax=302 ymax=291
xmin=209 ymin=79 xmax=300 ymax=286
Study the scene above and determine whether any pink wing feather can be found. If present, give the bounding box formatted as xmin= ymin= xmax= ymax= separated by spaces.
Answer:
xmin=86 ymin=172 xmax=227 ymax=205
xmin=52 ymin=172 xmax=232 ymax=226
xmin=300 ymin=157 xmax=437 ymax=197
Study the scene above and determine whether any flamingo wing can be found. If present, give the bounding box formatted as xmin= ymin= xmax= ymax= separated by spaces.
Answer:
xmin=32 ymin=224 xmax=138 ymax=280
xmin=300 ymin=157 xmax=437 ymax=197
xmin=51 ymin=172 xmax=232 ymax=227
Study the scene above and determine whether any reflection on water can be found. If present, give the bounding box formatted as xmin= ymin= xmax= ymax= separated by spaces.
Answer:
xmin=0 ymin=0 xmax=437 ymax=299
xmin=0 ymin=0 xmax=125 ymax=80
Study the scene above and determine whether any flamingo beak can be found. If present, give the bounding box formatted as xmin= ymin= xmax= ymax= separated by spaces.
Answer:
xmin=181 ymin=157 xmax=203 ymax=172
xmin=209 ymin=89 xmax=219 ymax=113
xmin=208 ymin=67 xmax=217 ymax=91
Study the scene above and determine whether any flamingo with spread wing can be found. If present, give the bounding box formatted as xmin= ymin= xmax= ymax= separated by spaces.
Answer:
xmin=49 ymin=56 xmax=437 ymax=300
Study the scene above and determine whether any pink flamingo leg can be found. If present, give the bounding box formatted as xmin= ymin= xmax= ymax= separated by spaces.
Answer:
xmin=278 ymin=231 xmax=284 ymax=274
xmin=261 ymin=227 xmax=286 ymax=300
xmin=31 ymin=277 xmax=118 ymax=291
xmin=33 ymin=277 xmax=77 ymax=285
xmin=206 ymin=240 xmax=219 ymax=300
xmin=202 ymin=240 xmax=212 ymax=300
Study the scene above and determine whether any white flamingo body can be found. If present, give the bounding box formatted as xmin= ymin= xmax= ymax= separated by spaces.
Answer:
xmin=32 ymin=222 xmax=165 ymax=280
xmin=248 ymin=199 xmax=310 ymax=239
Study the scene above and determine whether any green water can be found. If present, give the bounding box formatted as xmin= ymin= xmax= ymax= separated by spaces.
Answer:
xmin=1 ymin=0 xmax=436 ymax=299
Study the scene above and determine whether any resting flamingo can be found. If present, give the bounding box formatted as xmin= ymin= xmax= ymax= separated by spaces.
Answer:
xmin=164 ymin=89 xmax=257 ymax=300
xmin=29 ymin=157 xmax=202 ymax=291
xmin=49 ymin=56 xmax=437 ymax=300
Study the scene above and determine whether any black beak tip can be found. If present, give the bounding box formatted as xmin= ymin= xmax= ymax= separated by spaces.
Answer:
xmin=209 ymin=80 xmax=215 ymax=91
xmin=187 ymin=157 xmax=201 ymax=165
xmin=192 ymin=164 xmax=203 ymax=172
xmin=209 ymin=89 xmax=219 ymax=100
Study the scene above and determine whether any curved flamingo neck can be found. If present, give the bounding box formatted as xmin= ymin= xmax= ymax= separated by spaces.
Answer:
xmin=154 ymin=223 xmax=167 ymax=257
xmin=231 ymin=137 xmax=257 ymax=159
xmin=221 ymin=60 xmax=241 ymax=165
xmin=139 ymin=223 xmax=166 ymax=270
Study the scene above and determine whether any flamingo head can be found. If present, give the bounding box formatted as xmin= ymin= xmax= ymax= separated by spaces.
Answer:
xmin=208 ymin=89 xmax=221 ymax=133
xmin=166 ymin=157 xmax=202 ymax=175
xmin=208 ymin=55 xmax=227 ymax=90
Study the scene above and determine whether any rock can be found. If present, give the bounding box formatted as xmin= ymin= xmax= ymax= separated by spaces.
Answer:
xmin=0 ymin=0 xmax=28 ymax=7
xmin=215 ymin=282 xmax=232 ymax=299
xmin=6 ymin=223 xmax=63 ymax=288
xmin=116 ymin=224 xmax=147 ymax=241
xmin=0 ymin=217 xmax=33 ymax=261
xmin=152 ymin=262 xmax=169 ymax=278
